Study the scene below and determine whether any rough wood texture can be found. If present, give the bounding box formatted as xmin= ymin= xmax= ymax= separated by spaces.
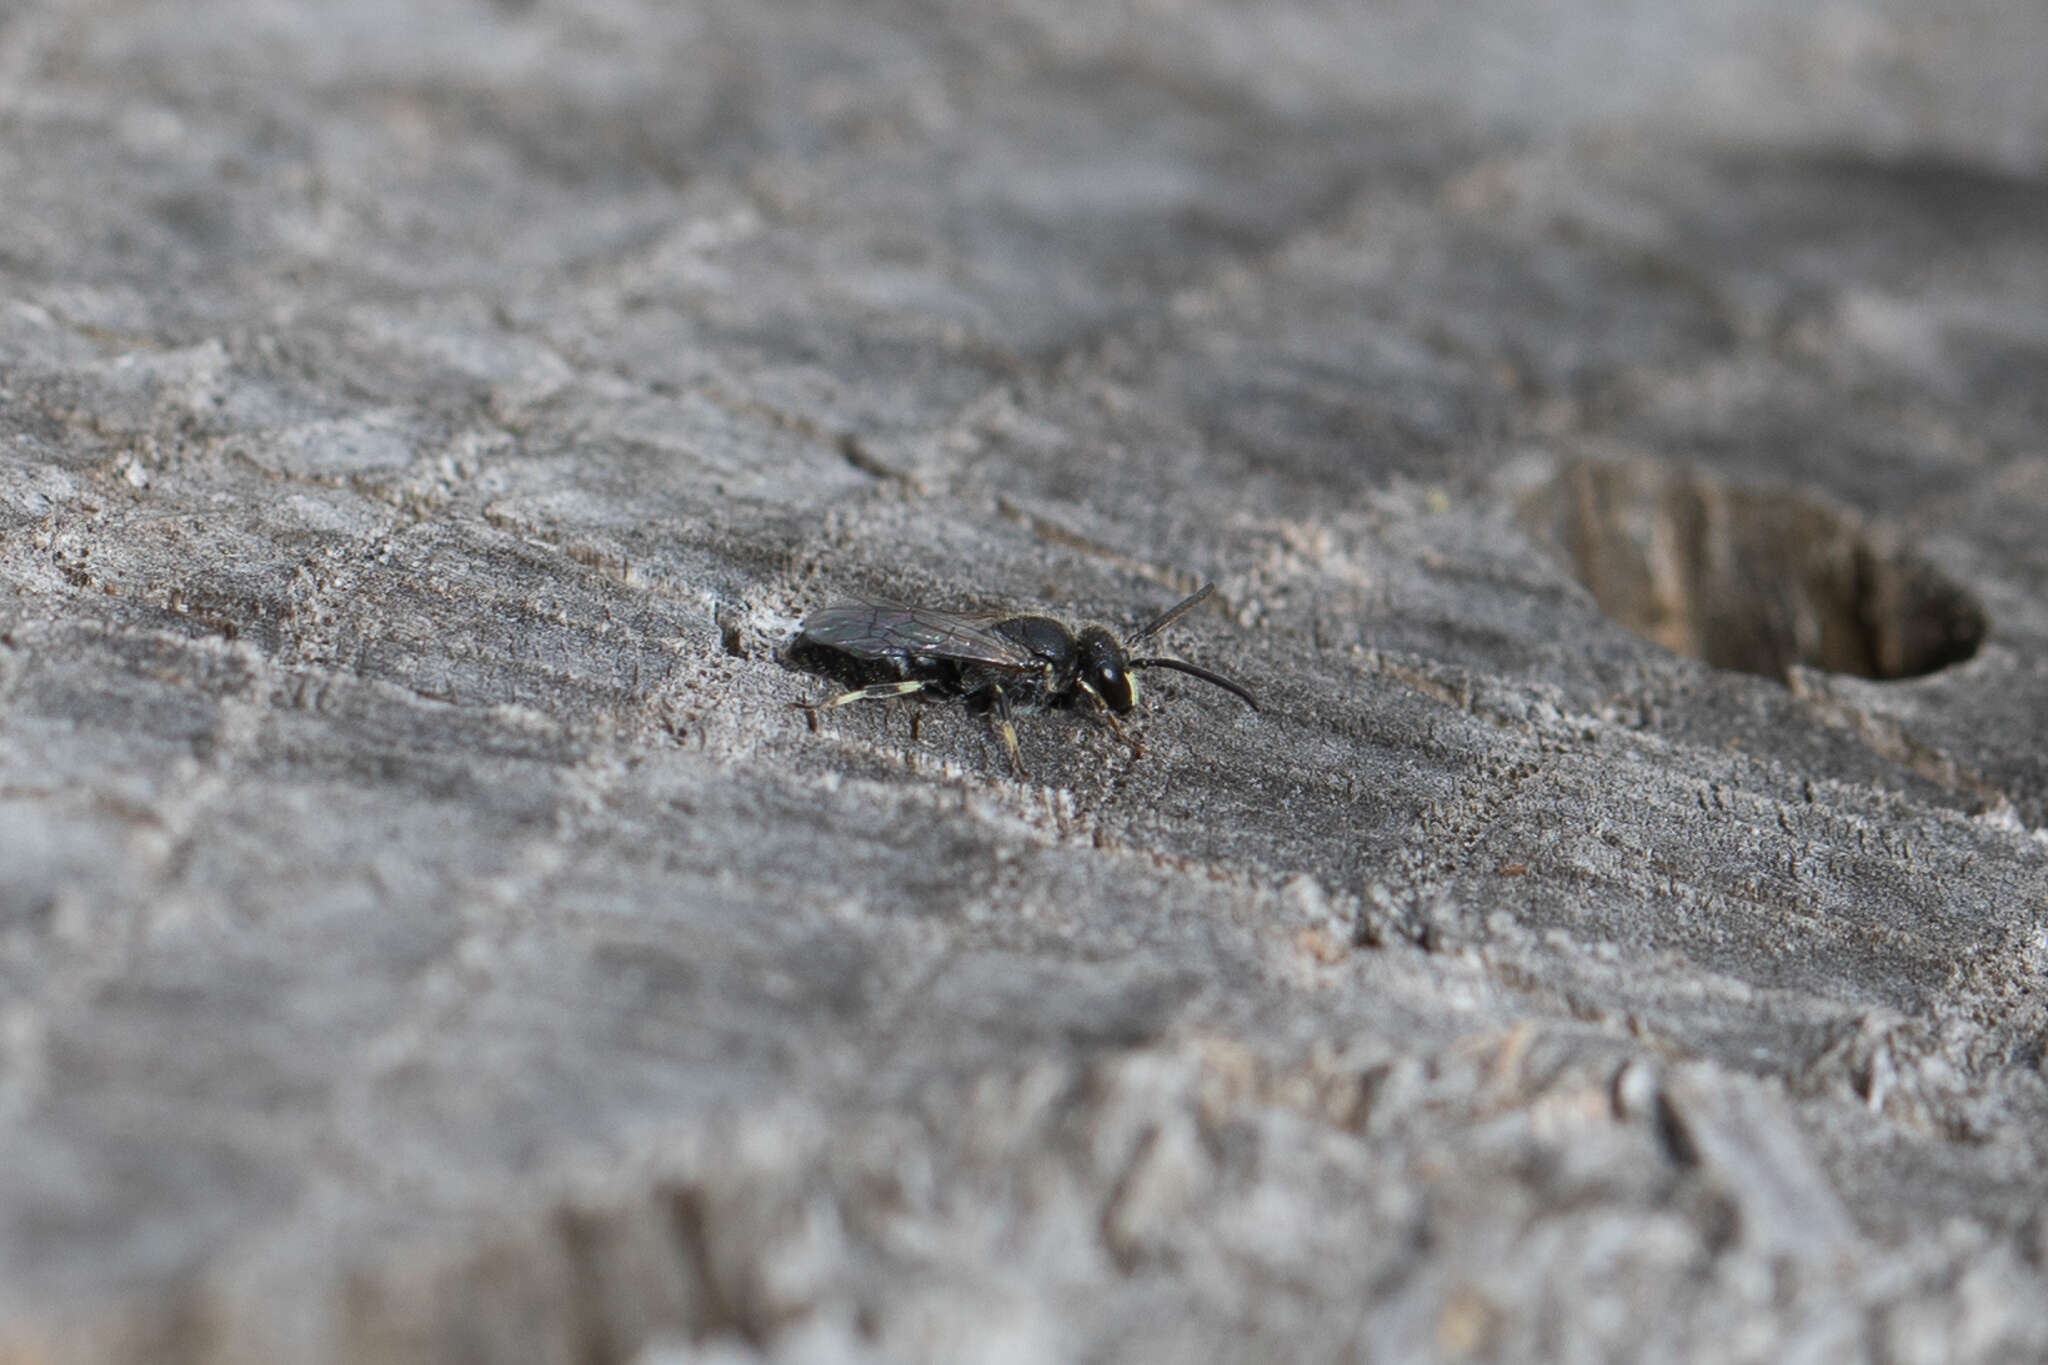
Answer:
xmin=4 ymin=2 xmax=2048 ymax=1361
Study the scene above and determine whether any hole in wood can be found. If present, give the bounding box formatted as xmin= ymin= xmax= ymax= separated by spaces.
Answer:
xmin=1518 ymin=458 xmax=1986 ymax=682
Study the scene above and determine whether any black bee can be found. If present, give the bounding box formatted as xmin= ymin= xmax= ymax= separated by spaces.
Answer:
xmin=784 ymin=582 xmax=1258 ymax=776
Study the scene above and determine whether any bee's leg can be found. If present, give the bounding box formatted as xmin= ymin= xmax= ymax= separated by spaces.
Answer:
xmin=985 ymin=685 xmax=1027 ymax=779
xmin=816 ymin=679 xmax=931 ymax=708
xmin=1075 ymin=681 xmax=1144 ymax=760
xmin=793 ymin=679 xmax=930 ymax=733
xmin=1099 ymin=707 xmax=1143 ymax=760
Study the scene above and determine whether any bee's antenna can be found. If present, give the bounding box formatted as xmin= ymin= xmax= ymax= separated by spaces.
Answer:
xmin=1127 ymin=582 xmax=1218 ymax=645
xmin=1129 ymin=656 xmax=1259 ymax=711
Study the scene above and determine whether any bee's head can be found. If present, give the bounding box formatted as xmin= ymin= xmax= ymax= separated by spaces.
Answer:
xmin=1076 ymin=626 xmax=1138 ymax=713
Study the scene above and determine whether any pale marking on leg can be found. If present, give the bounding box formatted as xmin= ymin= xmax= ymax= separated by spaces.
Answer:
xmin=823 ymin=679 xmax=929 ymax=707
xmin=984 ymin=684 xmax=1027 ymax=779
xmin=996 ymin=716 xmax=1025 ymax=778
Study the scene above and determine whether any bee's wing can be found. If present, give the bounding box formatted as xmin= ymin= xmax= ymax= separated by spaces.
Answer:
xmin=798 ymin=602 xmax=1036 ymax=671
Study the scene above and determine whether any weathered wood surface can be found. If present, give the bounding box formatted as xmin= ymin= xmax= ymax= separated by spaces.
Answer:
xmin=3 ymin=2 xmax=2048 ymax=1361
